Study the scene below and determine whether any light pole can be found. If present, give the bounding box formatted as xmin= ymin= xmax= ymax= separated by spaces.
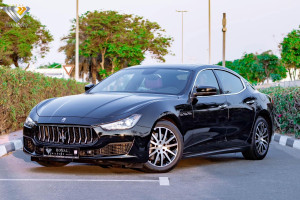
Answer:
xmin=208 ymin=0 xmax=211 ymax=64
xmin=222 ymin=13 xmax=227 ymax=67
xmin=75 ymin=0 xmax=79 ymax=81
xmin=176 ymin=10 xmax=188 ymax=64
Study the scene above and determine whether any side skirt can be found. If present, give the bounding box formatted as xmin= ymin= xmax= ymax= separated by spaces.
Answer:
xmin=182 ymin=146 xmax=249 ymax=159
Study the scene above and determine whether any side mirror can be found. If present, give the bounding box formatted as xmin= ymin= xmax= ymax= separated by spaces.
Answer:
xmin=85 ymin=83 xmax=95 ymax=92
xmin=194 ymin=86 xmax=217 ymax=96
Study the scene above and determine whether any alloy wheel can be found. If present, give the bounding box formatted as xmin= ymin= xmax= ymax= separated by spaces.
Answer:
xmin=148 ymin=127 xmax=178 ymax=167
xmin=255 ymin=121 xmax=269 ymax=155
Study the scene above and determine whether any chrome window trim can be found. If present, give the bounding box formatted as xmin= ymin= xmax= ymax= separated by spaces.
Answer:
xmin=191 ymin=68 xmax=246 ymax=98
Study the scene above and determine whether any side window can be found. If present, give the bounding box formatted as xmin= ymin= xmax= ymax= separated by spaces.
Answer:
xmin=214 ymin=70 xmax=244 ymax=94
xmin=195 ymin=70 xmax=220 ymax=94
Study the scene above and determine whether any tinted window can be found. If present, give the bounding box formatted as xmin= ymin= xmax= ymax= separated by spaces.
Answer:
xmin=195 ymin=70 xmax=220 ymax=94
xmin=214 ymin=70 xmax=244 ymax=94
xmin=89 ymin=68 xmax=192 ymax=95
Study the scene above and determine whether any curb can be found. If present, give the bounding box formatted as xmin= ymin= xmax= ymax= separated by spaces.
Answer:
xmin=273 ymin=133 xmax=300 ymax=150
xmin=0 ymin=139 xmax=23 ymax=157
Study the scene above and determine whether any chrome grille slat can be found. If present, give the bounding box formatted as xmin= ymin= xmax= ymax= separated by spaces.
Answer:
xmin=47 ymin=126 xmax=50 ymax=142
xmin=67 ymin=127 xmax=70 ymax=144
xmin=56 ymin=127 xmax=59 ymax=143
xmin=79 ymin=128 xmax=82 ymax=144
xmin=36 ymin=125 xmax=98 ymax=145
xmin=42 ymin=126 xmax=46 ymax=141
xmin=90 ymin=128 xmax=93 ymax=143
xmin=84 ymin=128 xmax=87 ymax=144
xmin=73 ymin=127 xmax=76 ymax=144
xmin=52 ymin=127 xmax=55 ymax=142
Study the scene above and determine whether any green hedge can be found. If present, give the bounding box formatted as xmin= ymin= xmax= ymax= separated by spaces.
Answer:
xmin=260 ymin=86 xmax=300 ymax=138
xmin=0 ymin=66 xmax=85 ymax=135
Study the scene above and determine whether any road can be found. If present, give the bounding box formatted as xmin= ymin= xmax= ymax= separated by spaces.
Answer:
xmin=0 ymin=142 xmax=299 ymax=200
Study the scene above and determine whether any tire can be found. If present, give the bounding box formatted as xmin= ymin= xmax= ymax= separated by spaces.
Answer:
xmin=36 ymin=160 xmax=70 ymax=167
xmin=142 ymin=120 xmax=183 ymax=173
xmin=242 ymin=116 xmax=271 ymax=160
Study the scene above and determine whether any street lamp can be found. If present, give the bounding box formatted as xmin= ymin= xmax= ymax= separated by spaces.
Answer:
xmin=222 ymin=13 xmax=227 ymax=67
xmin=176 ymin=10 xmax=188 ymax=64
xmin=75 ymin=0 xmax=79 ymax=81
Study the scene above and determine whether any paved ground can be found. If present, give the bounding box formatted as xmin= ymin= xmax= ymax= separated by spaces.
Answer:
xmin=0 ymin=130 xmax=22 ymax=145
xmin=0 ymin=142 xmax=299 ymax=200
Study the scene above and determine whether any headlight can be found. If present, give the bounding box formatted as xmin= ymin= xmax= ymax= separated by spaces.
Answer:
xmin=100 ymin=114 xmax=141 ymax=131
xmin=24 ymin=116 xmax=36 ymax=128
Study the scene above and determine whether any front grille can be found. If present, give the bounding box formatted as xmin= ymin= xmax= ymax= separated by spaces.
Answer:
xmin=36 ymin=125 xmax=98 ymax=145
xmin=96 ymin=142 xmax=133 ymax=156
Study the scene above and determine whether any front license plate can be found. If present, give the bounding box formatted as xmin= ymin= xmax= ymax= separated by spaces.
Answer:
xmin=43 ymin=147 xmax=79 ymax=158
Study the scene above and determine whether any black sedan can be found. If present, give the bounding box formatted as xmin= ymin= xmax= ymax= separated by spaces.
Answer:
xmin=23 ymin=64 xmax=274 ymax=173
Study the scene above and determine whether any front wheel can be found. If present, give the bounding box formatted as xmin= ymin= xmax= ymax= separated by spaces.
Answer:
xmin=242 ymin=116 xmax=271 ymax=160
xmin=142 ymin=120 xmax=183 ymax=173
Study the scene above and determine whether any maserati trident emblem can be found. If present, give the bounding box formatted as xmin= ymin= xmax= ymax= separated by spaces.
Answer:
xmin=61 ymin=117 xmax=66 ymax=122
xmin=45 ymin=148 xmax=52 ymax=155
xmin=59 ymin=129 xmax=66 ymax=143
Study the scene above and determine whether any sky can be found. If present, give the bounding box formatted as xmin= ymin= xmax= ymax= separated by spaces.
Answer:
xmin=3 ymin=0 xmax=300 ymax=68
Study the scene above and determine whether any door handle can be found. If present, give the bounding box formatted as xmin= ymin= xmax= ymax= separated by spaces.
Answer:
xmin=245 ymin=100 xmax=255 ymax=105
xmin=219 ymin=104 xmax=228 ymax=109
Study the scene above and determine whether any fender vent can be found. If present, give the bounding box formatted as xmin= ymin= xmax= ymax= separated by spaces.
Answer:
xmin=24 ymin=137 xmax=35 ymax=153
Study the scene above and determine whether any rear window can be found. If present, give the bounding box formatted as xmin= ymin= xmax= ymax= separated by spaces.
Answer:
xmin=214 ymin=70 xmax=244 ymax=94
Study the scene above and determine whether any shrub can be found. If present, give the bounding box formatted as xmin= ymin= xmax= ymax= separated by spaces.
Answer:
xmin=260 ymin=86 xmax=300 ymax=138
xmin=0 ymin=66 xmax=85 ymax=135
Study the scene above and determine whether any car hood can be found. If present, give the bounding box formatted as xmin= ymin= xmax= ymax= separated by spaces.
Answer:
xmin=37 ymin=93 xmax=173 ymax=119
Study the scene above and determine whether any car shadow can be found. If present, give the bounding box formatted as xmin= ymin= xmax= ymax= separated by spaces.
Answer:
xmin=177 ymin=153 xmax=245 ymax=169
xmin=29 ymin=164 xmax=144 ymax=175
xmin=14 ymin=150 xmax=245 ymax=175
xmin=13 ymin=149 xmax=31 ymax=163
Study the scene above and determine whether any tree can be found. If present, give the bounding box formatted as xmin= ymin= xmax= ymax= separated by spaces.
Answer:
xmin=59 ymin=10 xmax=173 ymax=83
xmin=217 ymin=52 xmax=287 ymax=84
xmin=257 ymin=51 xmax=287 ymax=83
xmin=0 ymin=1 xmax=53 ymax=68
xmin=280 ymin=27 xmax=300 ymax=80
xmin=238 ymin=53 xmax=265 ymax=84
xmin=216 ymin=61 xmax=234 ymax=69
xmin=217 ymin=54 xmax=265 ymax=84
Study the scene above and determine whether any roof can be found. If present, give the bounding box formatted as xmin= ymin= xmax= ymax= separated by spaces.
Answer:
xmin=127 ymin=64 xmax=228 ymax=71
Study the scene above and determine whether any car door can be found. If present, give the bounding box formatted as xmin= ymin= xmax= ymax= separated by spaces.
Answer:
xmin=214 ymin=69 xmax=256 ymax=147
xmin=184 ymin=69 xmax=228 ymax=154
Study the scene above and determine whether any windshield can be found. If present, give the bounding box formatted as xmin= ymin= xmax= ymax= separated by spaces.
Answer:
xmin=89 ymin=68 xmax=192 ymax=95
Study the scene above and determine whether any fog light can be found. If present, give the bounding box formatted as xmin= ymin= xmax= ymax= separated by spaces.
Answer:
xmin=87 ymin=150 xmax=93 ymax=155
xmin=79 ymin=150 xmax=94 ymax=157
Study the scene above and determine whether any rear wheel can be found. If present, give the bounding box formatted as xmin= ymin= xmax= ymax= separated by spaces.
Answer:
xmin=142 ymin=120 xmax=183 ymax=173
xmin=242 ymin=116 xmax=270 ymax=160
xmin=36 ymin=160 xmax=70 ymax=167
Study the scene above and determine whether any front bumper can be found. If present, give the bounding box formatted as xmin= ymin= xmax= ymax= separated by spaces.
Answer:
xmin=23 ymin=124 xmax=152 ymax=165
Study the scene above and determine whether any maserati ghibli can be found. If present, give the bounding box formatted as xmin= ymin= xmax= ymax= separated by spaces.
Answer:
xmin=23 ymin=64 xmax=274 ymax=173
